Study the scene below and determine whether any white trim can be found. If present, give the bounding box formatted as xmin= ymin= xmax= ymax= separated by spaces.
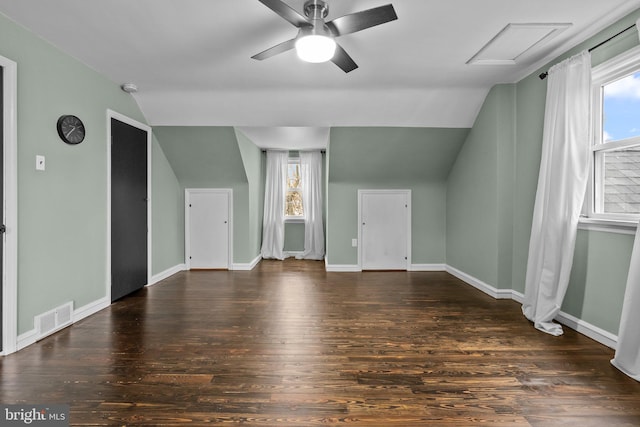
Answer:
xmin=284 ymin=217 xmax=305 ymax=224
xmin=1 ymin=54 xmax=18 ymax=355
xmin=447 ymin=265 xmax=618 ymax=349
xmin=73 ymin=297 xmax=110 ymax=323
xmin=512 ymin=1 xmax=640 ymax=83
xmin=184 ymin=188 xmax=233 ymax=270
xmin=578 ymin=218 xmax=638 ymax=235
xmin=409 ymin=264 xmax=446 ymax=272
xmin=324 ymin=262 xmax=361 ymax=272
xmin=556 ymin=311 xmax=618 ymax=350
xmin=592 ymin=45 xmax=640 ymax=82
xmin=149 ymin=263 xmax=187 ymax=285
xmin=511 ymin=290 xmax=525 ymax=304
xmin=231 ymin=255 xmax=262 ymax=271
xmin=358 ymin=189 xmax=412 ymax=271
xmin=16 ymin=329 xmax=37 ymax=352
xmin=106 ymin=110 xmax=152 ymax=302
xmin=446 ymin=265 xmax=514 ymax=299
xmin=587 ymin=45 xmax=640 ymax=222
xmin=15 ymin=296 xmax=111 ymax=352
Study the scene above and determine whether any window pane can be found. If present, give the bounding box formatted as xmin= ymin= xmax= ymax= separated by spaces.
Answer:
xmin=603 ymin=148 xmax=640 ymax=214
xmin=287 ymin=163 xmax=301 ymax=189
xmin=603 ymin=72 xmax=640 ymax=143
xmin=286 ymin=191 xmax=304 ymax=216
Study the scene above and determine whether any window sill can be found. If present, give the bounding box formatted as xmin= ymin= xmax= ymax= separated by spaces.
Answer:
xmin=285 ymin=217 xmax=305 ymax=224
xmin=578 ymin=217 xmax=638 ymax=235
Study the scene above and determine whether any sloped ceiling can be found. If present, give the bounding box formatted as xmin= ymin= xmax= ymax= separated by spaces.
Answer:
xmin=329 ymin=128 xmax=470 ymax=182
xmin=154 ymin=127 xmax=248 ymax=186
xmin=0 ymin=0 xmax=638 ymax=149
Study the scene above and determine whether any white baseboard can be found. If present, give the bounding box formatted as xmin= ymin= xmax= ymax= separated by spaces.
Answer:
xmin=324 ymin=263 xmax=446 ymax=273
xmin=325 ymin=263 xmax=361 ymax=272
xmin=17 ymin=329 xmax=37 ymax=352
xmin=232 ymin=254 xmax=262 ymax=271
xmin=556 ymin=310 xmax=618 ymax=350
xmin=511 ymin=290 xmax=525 ymax=304
xmin=446 ymin=265 xmax=618 ymax=350
xmin=16 ymin=295 xmax=112 ymax=352
xmin=13 ymin=264 xmax=618 ymax=353
xmin=409 ymin=263 xmax=446 ymax=271
xmin=149 ymin=263 xmax=186 ymax=285
xmin=446 ymin=265 xmax=513 ymax=299
xmin=73 ymin=296 xmax=110 ymax=323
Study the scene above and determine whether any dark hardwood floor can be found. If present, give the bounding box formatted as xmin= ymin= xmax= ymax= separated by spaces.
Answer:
xmin=2 ymin=259 xmax=640 ymax=426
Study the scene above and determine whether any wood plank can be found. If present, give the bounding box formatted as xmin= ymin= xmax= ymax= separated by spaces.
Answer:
xmin=1 ymin=258 xmax=639 ymax=425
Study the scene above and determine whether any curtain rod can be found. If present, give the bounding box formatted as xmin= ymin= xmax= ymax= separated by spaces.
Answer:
xmin=261 ymin=149 xmax=326 ymax=153
xmin=539 ymin=23 xmax=637 ymax=80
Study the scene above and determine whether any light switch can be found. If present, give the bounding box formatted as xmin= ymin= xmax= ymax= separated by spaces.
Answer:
xmin=36 ymin=155 xmax=45 ymax=171
xmin=352 ymin=238 xmax=358 ymax=247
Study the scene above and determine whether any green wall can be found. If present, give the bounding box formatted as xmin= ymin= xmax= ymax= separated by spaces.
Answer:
xmin=327 ymin=127 xmax=469 ymax=266
xmin=153 ymin=126 xmax=262 ymax=264
xmin=151 ymin=135 xmax=184 ymax=274
xmin=4 ymin=3 xmax=639 ymax=342
xmin=566 ymin=230 xmax=634 ymax=333
xmin=284 ymin=222 xmax=305 ymax=252
xmin=447 ymin=84 xmax=515 ymax=288
xmin=448 ymin=9 xmax=640 ymax=336
xmin=513 ymin=10 xmax=640 ymax=334
xmin=0 ymin=12 xmax=162 ymax=334
xmin=235 ymin=129 xmax=265 ymax=259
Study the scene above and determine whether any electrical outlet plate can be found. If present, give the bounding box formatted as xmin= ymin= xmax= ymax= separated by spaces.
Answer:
xmin=36 ymin=155 xmax=45 ymax=171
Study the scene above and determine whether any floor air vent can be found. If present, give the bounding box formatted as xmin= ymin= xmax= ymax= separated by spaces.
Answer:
xmin=35 ymin=302 xmax=74 ymax=341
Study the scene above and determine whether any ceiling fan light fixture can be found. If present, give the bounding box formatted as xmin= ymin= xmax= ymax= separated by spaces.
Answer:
xmin=295 ymin=35 xmax=336 ymax=63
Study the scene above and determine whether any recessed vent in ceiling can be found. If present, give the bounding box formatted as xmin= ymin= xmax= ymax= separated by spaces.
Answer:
xmin=467 ymin=23 xmax=572 ymax=65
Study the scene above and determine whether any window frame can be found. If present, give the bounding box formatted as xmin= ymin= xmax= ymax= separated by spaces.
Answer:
xmin=285 ymin=157 xmax=305 ymax=222
xmin=585 ymin=45 xmax=640 ymax=225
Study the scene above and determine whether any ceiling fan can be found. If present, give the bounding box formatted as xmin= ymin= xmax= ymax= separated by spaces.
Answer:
xmin=251 ymin=0 xmax=398 ymax=73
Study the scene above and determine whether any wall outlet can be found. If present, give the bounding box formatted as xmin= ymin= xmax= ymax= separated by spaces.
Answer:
xmin=351 ymin=238 xmax=358 ymax=247
xmin=36 ymin=155 xmax=45 ymax=171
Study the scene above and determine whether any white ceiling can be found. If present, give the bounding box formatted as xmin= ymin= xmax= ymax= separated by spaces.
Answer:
xmin=237 ymin=127 xmax=330 ymax=151
xmin=1 ymin=0 xmax=639 ymax=148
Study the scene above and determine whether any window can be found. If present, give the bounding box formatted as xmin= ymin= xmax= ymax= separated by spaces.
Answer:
xmin=588 ymin=47 xmax=640 ymax=222
xmin=285 ymin=158 xmax=304 ymax=219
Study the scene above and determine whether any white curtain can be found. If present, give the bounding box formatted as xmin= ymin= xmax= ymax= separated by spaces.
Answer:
xmin=261 ymin=150 xmax=288 ymax=260
xmin=522 ymin=50 xmax=592 ymax=336
xmin=609 ymin=19 xmax=640 ymax=382
xmin=611 ymin=220 xmax=640 ymax=381
xmin=296 ymin=151 xmax=325 ymax=260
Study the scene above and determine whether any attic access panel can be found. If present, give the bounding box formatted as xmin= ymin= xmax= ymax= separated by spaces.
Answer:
xmin=467 ymin=23 xmax=571 ymax=65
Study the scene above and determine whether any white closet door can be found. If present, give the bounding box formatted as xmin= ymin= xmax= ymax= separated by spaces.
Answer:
xmin=360 ymin=191 xmax=410 ymax=270
xmin=187 ymin=189 xmax=230 ymax=269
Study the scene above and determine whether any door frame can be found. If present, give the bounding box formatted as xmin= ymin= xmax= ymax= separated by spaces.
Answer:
xmin=0 ymin=55 xmax=17 ymax=355
xmin=106 ymin=110 xmax=152 ymax=301
xmin=184 ymin=188 xmax=233 ymax=270
xmin=357 ymin=189 xmax=411 ymax=271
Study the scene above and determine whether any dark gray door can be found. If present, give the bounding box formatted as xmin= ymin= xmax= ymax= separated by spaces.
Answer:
xmin=111 ymin=118 xmax=147 ymax=302
xmin=0 ymin=66 xmax=4 ymax=351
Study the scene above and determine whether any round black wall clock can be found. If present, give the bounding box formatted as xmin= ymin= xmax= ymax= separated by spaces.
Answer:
xmin=57 ymin=115 xmax=85 ymax=144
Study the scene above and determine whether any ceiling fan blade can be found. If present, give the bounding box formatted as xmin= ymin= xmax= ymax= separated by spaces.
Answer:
xmin=331 ymin=43 xmax=358 ymax=73
xmin=326 ymin=4 xmax=397 ymax=37
xmin=257 ymin=0 xmax=309 ymax=28
xmin=251 ymin=38 xmax=297 ymax=60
